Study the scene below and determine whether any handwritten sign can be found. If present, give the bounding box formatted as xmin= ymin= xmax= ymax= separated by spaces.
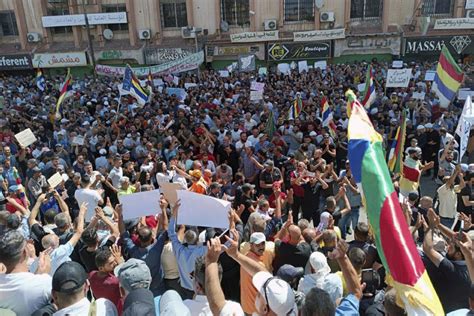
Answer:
xmin=293 ymin=28 xmax=345 ymax=42
xmin=424 ymin=70 xmax=436 ymax=81
xmin=250 ymin=90 xmax=263 ymax=101
xmin=434 ymin=18 xmax=474 ymax=30
xmin=167 ymin=88 xmax=187 ymax=101
xmin=298 ymin=60 xmax=309 ymax=73
xmin=219 ymin=70 xmax=229 ymax=77
xmin=230 ymin=31 xmax=279 ymax=43
xmin=33 ymin=52 xmax=88 ymax=68
xmin=314 ymin=60 xmax=327 ymax=70
xmin=15 ymin=128 xmax=37 ymax=147
xmin=392 ymin=60 xmax=403 ymax=68
xmin=412 ymin=91 xmax=426 ymax=100
xmin=72 ymin=135 xmax=85 ymax=146
xmin=47 ymin=172 xmax=63 ymax=189
xmin=386 ymin=69 xmax=412 ymax=88
xmin=42 ymin=12 xmax=127 ymax=27
xmin=250 ymin=81 xmax=265 ymax=92
xmin=184 ymin=83 xmax=197 ymax=90
xmin=277 ymin=63 xmax=291 ymax=75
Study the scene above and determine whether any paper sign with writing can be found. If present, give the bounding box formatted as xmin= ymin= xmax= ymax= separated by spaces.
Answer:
xmin=298 ymin=60 xmax=309 ymax=73
xmin=314 ymin=60 xmax=327 ymax=70
xmin=250 ymin=81 xmax=265 ymax=92
xmin=72 ymin=135 xmax=85 ymax=146
xmin=412 ymin=91 xmax=426 ymax=100
xmin=386 ymin=69 xmax=412 ymax=88
xmin=357 ymin=83 xmax=366 ymax=92
xmin=167 ymin=88 xmax=187 ymax=101
xmin=277 ymin=63 xmax=290 ymax=75
xmin=15 ymin=128 xmax=37 ymax=147
xmin=219 ymin=70 xmax=230 ymax=77
xmin=184 ymin=83 xmax=198 ymax=90
xmin=47 ymin=172 xmax=64 ymax=188
xmin=459 ymin=89 xmax=474 ymax=100
xmin=392 ymin=60 xmax=403 ymax=68
xmin=424 ymin=71 xmax=436 ymax=81
xmin=119 ymin=189 xmax=161 ymax=220
xmin=250 ymin=90 xmax=263 ymax=101
xmin=153 ymin=79 xmax=164 ymax=86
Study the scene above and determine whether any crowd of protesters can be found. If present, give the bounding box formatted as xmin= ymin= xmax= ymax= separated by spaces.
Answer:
xmin=0 ymin=58 xmax=473 ymax=315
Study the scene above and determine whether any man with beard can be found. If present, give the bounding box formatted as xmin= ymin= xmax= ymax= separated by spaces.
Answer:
xmin=424 ymin=123 xmax=440 ymax=178
xmin=399 ymin=149 xmax=434 ymax=197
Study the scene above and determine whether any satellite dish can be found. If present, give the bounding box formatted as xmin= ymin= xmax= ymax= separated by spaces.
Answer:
xmin=315 ymin=0 xmax=324 ymax=10
xmin=103 ymin=28 xmax=114 ymax=40
xmin=220 ymin=20 xmax=229 ymax=32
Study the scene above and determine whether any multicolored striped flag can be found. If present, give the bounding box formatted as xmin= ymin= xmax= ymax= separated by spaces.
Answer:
xmin=122 ymin=65 xmax=150 ymax=106
xmin=348 ymin=101 xmax=444 ymax=315
xmin=345 ymin=89 xmax=363 ymax=117
xmin=288 ymin=93 xmax=303 ymax=120
xmin=55 ymin=68 xmax=73 ymax=118
xmin=433 ymin=45 xmax=464 ymax=108
xmin=321 ymin=96 xmax=337 ymax=138
xmin=362 ymin=65 xmax=376 ymax=109
xmin=387 ymin=109 xmax=407 ymax=173
xmin=36 ymin=69 xmax=45 ymax=92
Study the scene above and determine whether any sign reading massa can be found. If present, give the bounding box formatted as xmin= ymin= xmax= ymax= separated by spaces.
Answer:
xmin=268 ymin=42 xmax=331 ymax=61
xmin=404 ymin=35 xmax=474 ymax=56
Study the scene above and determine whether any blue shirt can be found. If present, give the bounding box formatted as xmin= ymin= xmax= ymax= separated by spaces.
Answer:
xmin=336 ymin=294 xmax=360 ymax=315
xmin=121 ymin=230 xmax=167 ymax=296
xmin=168 ymin=217 xmax=207 ymax=291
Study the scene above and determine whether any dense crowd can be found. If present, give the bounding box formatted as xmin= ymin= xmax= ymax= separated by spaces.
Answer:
xmin=0 ymin=59 xmax=473 ymax=316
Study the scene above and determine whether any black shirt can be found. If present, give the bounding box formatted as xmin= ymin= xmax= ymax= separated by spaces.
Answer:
xmin=459 ymin=185 xmax=474 ymax=215
xmin=241 ymin=196 xmax=254 ymax=225
xmin=259 ymin=168 xmax=282 ymax=196
xmin=79 ymin=239 xmax=114 ymax=272
xmin=273 ymin=240 xmax=311 ymax=272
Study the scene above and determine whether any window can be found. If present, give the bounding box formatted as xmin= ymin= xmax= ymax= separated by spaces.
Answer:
xmin=221 ymin=0 xmax=249 ymax=26
xmin=0 ymin=11 xmax=18 ymax=36
xmin=47 ymin=0 xmax=72 ymax=34
xmin=350 ymin=0 xmax=382 ymax=20
xmin=160 ymin=0 xmax=187 ymax=28
xmin=421 ymin=0 xmax=454 ymax=16
xmin=102 ymin=4 xmax=128 ymax=31
xmin=284 ymin=0 xmax=314 ymax=22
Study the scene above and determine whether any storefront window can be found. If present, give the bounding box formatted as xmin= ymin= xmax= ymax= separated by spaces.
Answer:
xmin=284 ymin=0 xmax=314 ymax=22
xmin=421 ymin=0 xmax=454 ymax=16
xmin=0 ymin=11 xmax=18 ymax=36
xmin=350 ymin=0 xmax=382 ymax=20
xmin=47 ymin=0 xmax=72 ymax=35
xmin=221 ymin=0 xmax=250 ymax=26
xmin=102 ymin=4 xmax=128 ymax=32
xmin=161 ymin=0 xmax=187 ymax=28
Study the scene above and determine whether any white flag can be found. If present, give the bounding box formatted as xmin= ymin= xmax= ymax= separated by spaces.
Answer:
xmin=456 ymin=96 xmax=474 ymax=137
xmin=456 ymin=96 xmax=473 ymax=162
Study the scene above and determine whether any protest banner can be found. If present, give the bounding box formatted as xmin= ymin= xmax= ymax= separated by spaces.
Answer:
xmin=15 ymin=128 xmax=37 ymax=147
xmin=119 ymin=189 xmax=161 ymax=220
xmin=177 ymin=190 xmax=230 ymax=229
xmin=386 ymin=69 xmax=411 ymax=88
xmin=250 ymin=81 xmax=265 ymax=92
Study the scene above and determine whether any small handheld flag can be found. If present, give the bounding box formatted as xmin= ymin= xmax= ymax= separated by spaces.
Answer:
xmin=362 ymin=65 xmax=376 ymax=109
xmin=432 ymin=45 xmax=464 ymax=108
xmin=55 ymin=68 xmax=73 ymax=118
xmin=122 ymin=65 xmax=150 ymax=106
xmin=36 ymin=69 xmax=45 ymax=92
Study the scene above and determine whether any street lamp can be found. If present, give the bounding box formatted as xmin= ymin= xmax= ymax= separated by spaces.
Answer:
xmin=192 ymin=27 xmax=202 ymax=81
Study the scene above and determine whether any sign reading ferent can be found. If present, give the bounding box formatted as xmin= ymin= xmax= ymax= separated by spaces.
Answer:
xmin=293 ymin=28 xmax=345 ymax=42
xmin=33 ymin=52 xmax=88 ymax=68
xmin=386 ymin=69 xmax=412 ymax=88
xmin=0 ymin=55 xmax=32 ymax=70
xmin=230 ymin=31 xmax=279 ymax=43
xmin=42 ymin=12 xmax=127 ymax=27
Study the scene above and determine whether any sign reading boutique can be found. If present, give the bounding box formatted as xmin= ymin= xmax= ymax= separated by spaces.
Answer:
xmin=32 ymin=52 xmax=88 ymax=68
xmin=268 ymin=42 xmax=331 ymax=61
xmin=404 ymin=35 xmax=474 ymax=57
xmin=0 ymin=54 xmax=32 ymax=70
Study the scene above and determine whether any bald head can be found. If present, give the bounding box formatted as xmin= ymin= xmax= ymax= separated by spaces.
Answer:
xmin=41 ymin=234 xmax=59 ymax=249
xmin=288 ymin=225 xmax=302 ymax=245
xmin=302 ymin=228 xmax=317 ymax=244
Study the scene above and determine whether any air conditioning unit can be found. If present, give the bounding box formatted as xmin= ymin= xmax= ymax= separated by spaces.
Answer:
xmin=264 ymin=19 xmax=277 ymax=31
xmin=181 ymin=27 xmax=196 ymax=39
xmin=138 ymin=29 xmax=151 ymax=40
xmin=320 ymin=11 xmax=335 ymax=22
xmin=27 ymin=32 xmax=40 ymax=42
xmin=466 ymin=10 xmax=474 ymax=18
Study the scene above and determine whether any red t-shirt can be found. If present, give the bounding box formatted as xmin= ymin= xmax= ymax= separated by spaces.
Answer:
xmin=268 ymin=192 xmax=287 ymax=209
xmin=88 ymin=271 xmax=121 ymax=308
xmin=290 ymin=171 xmax=305 ymax=197
xmin=6 ymin=197 xmax=26 ymax=214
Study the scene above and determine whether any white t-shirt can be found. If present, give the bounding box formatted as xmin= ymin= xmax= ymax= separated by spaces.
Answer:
xmin=108 ymin=167 xmax=123 ymax=188
xmin=75 ymin=188 xmax=102 ymax=220
xmin=437 ymin=184 xmax=461 ymax=219
xmin=184 ymin=295 xmax=244 ymax=316
xmin=53 ymin=297 xmax=117 ymax=316
xmin=0 ymin=272 xmax=52 ymax=316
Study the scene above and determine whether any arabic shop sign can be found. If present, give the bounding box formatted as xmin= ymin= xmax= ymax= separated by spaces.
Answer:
xmin=0 ymin=54 xmax=32 ymax=70
xmin=268 ymin=42 xmax=331 ymax=61
xmin=230 ymin=31 xmax=279 ymax=43
xmin=42 ymin=12 xmax=127 ymax=27
xmin=404 ymin=35 xmax=474 ymax=56
xmin=32 ymin=52 xmax=88 ymax=68
xmin=144 ymin=48 xmax=192 ymax=64
xmin=97 ymin=49 xmax=144 ymax=63
xmin=434 ymin=18 xmax=474 ymax=30
xmin=334 ymin=35 xmax=401 ymax=56
xmin=293 ymin=28 xmax=345 ymax=42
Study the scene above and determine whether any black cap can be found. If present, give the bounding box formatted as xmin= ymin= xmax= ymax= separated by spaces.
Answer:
xmin=277 ymin=264 xmax=304 ymax=283
xmin=52 ymin=261 xmax=88 ymax=293
xmin=122 ymin=288 xmax=157 ymax=316
xmin=408 ymin=149 xmax=418 ymax=155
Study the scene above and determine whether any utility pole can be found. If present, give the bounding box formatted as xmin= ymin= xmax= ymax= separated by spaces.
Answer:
xmin=82 ymin=1 xmax=96 ymax=77
xmin=193 ymin=27 xmax=202 ymax=82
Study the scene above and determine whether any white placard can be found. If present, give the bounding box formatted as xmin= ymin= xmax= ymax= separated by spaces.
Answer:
xmin=357 ymin=83 xmax=366 ymax=92
xmin=314 ymin=60 xmax=327 ymax=70
xmin=298 ymin=60 xmax=309 ymax=73
xmin=412 ymin=91 xmax=426 ymax=100
xmin=434 ymin=18 xmax=474 ymax=30
xmin=72 ymin=135 xmax=85 ymax=146
xmin=33 ymin=52 xmax=88 ymax=68
xmin=219 ymin=70 xmax=229 ymax=77
xmin=386 ymin=69 xmax=412 ymax=88
xmin=293 ymin=28 xmax=345 ymax=42
xmin=230 ymin=31 xmax=279 ymax=43
xmin=15 ymin=128 xmax=37 ymax=147
xmin=467 ymin=0 xmax=474 ymax=9
xmin=250 ymin=81 xmax=265 ymax=92
xmin=424 ymin=71 xmax=436 ymax=81
xmin=153 ymin=79 xmax=164 ymax=86
xmin=42 ymin=12 xmax=127 ymax=27
xmin=459 ymin=89 xmax=474 ymax=100
xmin=173 ymin=76 xmax=180 ymax=86
xmin=277 ymin=63 xmax=290 ymax=75
xmin=184 ymin=83 xmax=197 ymax=89
xmin=250 ymin=90 xmax=264 ymax=101
xmin=258 ymin=67 xmax=267 ymax=76
xmin=177 ymin=190 xmax=230 ymax=229
xmin=119 ymin=189 xmax=161 ymax=220
xmin=392 ymin=60 xmax=403 ymax=68
xmin=47 ymin=172 xmax=63 ymax=188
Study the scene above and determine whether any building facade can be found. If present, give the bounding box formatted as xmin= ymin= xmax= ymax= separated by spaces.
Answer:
xmin=0 ymin=0 xmax=472 ymax=72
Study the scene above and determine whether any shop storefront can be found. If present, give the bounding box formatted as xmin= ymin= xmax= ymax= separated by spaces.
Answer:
xmin=32 ymin=52 xmax=89 ymax=76
xmin=96 ymin=48 xmax=145 ymax=65
xmin=206 ymin=44 xmax=265 ymax=69
xmin=333 ymin=34 xmax=401 ymax=63
xmin=0 ymin=54 xmax=33 ymax=73
xmin=267 ymin=41 xmax=331 ymax=64
xmin=403 ymin=35 xmax=474 ymax=62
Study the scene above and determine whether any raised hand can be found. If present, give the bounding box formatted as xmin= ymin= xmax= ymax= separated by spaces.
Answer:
xmin=206 ymin=237 xmax=222 ymax=265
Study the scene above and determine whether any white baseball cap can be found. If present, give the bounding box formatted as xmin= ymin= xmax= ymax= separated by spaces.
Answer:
xmin=252 ymin=272 xmax=297 ymax=316
xmin=250 ymin=232 xmax=266 ymax=244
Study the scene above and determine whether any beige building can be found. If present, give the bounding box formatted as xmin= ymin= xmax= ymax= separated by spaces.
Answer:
xmin=0 ymin=0 xmax=472 ymax=71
